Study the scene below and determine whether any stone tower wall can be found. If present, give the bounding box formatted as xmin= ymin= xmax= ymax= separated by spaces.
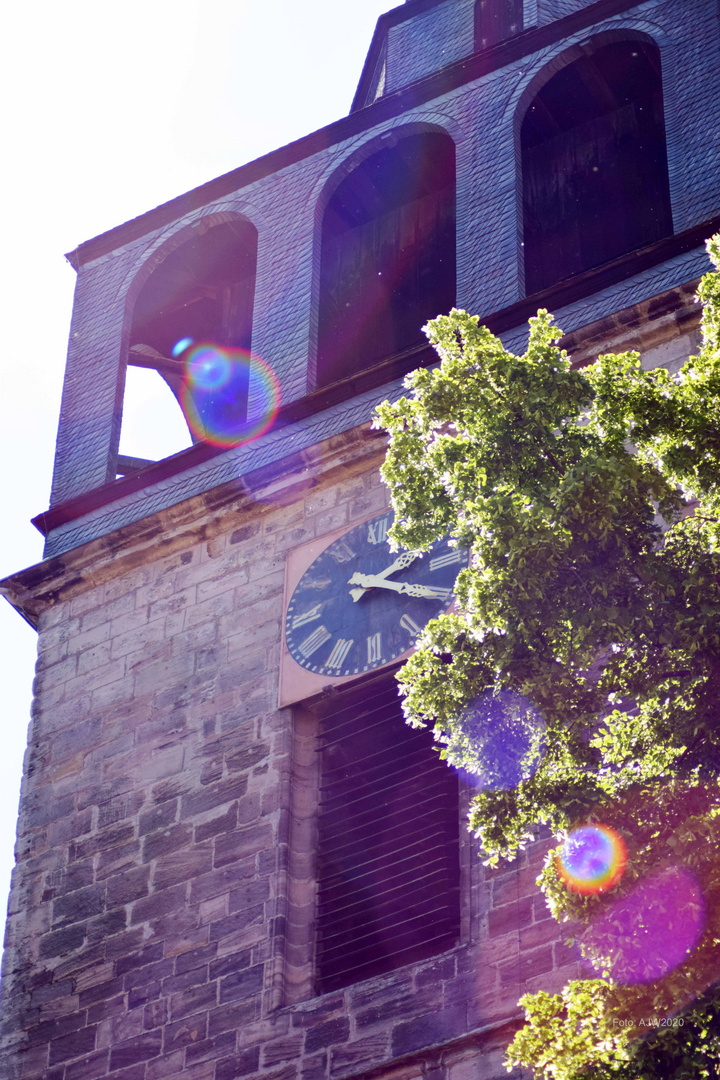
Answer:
xmin=1 ymin=426 xmax=576 ymax=1080
xmin=2 ymin=0 xmax=719 ymax=1077
xmin=0 ymin=287 xmax=702 ymax=1079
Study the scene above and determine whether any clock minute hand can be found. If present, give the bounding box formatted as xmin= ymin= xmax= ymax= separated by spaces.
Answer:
xmin=349 ymin=573 xmax=451 ymax=602
xmin=348 ymin=550 xmax=424 ymax=601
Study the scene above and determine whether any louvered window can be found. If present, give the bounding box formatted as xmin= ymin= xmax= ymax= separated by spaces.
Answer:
xmin=521 ymin=40 xmax=672 ymax=293
xmin=315 ymin=677 xmax=460 ymax=993
xmin=316 ymin=132 xmax=456 ymax=388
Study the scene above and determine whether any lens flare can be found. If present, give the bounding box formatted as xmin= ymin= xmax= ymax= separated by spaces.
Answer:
xmin=558 ymin=825 xmax=627 ymax=895
xmin=180 ymin=344 xmax=280 ymax=448
xmin=586 ymin=866 xmax=705 ymax=984
xmin=455 ymin=690 xmax=546 ymax=792
xmin=186 ymin=346 xmax=232 ymax=391
xmin=172 ymin=337 xmax=194 ymax=358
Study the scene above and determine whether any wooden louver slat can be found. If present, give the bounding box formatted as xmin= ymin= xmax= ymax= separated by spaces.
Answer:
xmin=315 ymin=676 xmax=460 ymax=992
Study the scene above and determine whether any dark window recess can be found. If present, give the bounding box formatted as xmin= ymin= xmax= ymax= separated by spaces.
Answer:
xmin=522 ymin=40 xmax=673 ymax=295
xmin=317 ymin=132 xmax=456 ymax=389
xmin=475 ymin=0 xmax=523 ymax=50
xmin=315 ymin=676 xmax=460 ymax=993
xmin=128 ymin=220 xmax=258 ymax=432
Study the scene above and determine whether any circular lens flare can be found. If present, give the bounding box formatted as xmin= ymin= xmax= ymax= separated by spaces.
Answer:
xmin=586 ymin=866 xmax=705 ymax=984
xmin=180 ymin=344 xmax=280 ymax=449
xmin=454 ymin=690 xmax=546 ymax=792
xmin=187 ymin=346 xmax=232 ymax=391
xmin=172 ymin=336 xmax=194 ymax=358
xmin=558 ymin=825 xmax=627 ymax=895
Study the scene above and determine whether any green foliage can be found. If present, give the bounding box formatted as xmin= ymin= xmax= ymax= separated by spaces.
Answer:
xmin=375 ymin=238 xmax=720 ymax=1077
xmin=507 ymin=979 xmax=720 ymax=1079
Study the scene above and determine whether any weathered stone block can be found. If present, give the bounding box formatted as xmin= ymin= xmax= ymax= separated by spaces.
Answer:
xmin=27 ymin=1010 xmax=87 ymax=1049
xmin=227 ymin=877 xmax=271 ymax=912
xmin=391 ymin=1008 xmax=466 ymax=1057
xmin=487 ymin=897 xmax=534 ymax=937
xmin=208 ymin=951 xmax=252 ymax=981
xmin=169 ymin=982 xmax=218 ymax=1023
xmin=175 ymin=943 xmax=218 ymax=975
xmin=304 ymin=1018 xmax=350 ymax=1055
xmin=208 ymin=905 xmax=265 ymax=944
xmin=143 ymin=999 xmax=169 ymax=1031
xmin=154 ymin=847 xmax=213 ymax=891
xmin=330 ymin=1032 xmax=389 ymax=1075
xmin=207 ymin=999 xmax=258 ymax=1038
xmin=138 ymin=800 xmax=178 ymax=838
xmin=499 ymin=946 xmax=554 ymax=987
xmin=108 ymin=1030 xmax=163 ymax=1071
xmin=300 ymin=1051 xmax=328 ymax=1080
xmin=163 ymin=1011 xmax=208 ymax=1053
xmin=194 ymin=803 xmax=238 ymax=843
xmin=415 ymin=955 xmax=457 ymax=988
xmin=130 ymin=885 xmax=187 ymax=927
xmin=38 ymin=924 xmax=86 ymax=961
xmin=128 ymin=982 xmax=162 ymax=1010
xmin=189 ymin=864 xmax=254 ymax=906
xmin=115 ymin=944 xmax=164 ymax=976
xmin=162 ymin=964 xmax=211 ymax=996
xmin=106 ymin=867 xmax=151 ymax=907
xmin=182 ymin=776 xmax=249 ymax=819
xmin=122 ymin=960 xmax=174 ymax=993
xmin=63 ymin=1048 xmax=109 ymax=1080
xmin=96 ymin=1004 xmax=146 ymax=1050
xmin=216 ymin=1046 xmax=261 ymax=1080
xmin=519 ymin=918 xmax=561 ymax=951
xmin=78 ymin=977 xmax=124 ymax=1009
xmin=214 ymin=823 xmax=273 ymax=868
xmin=355 ymin=986 xmax=435 ymax=1030
xmin=184 ymin=1030 xmax=237 ymax=1066
xmin=87 ymin=911 xmax=131 ymax=954
xmin=48 ymin=1026 xmax=97 ymax=1066
xmin=86 ymin=995 xmax=126 ymax=1026
xmin=146 ymin=1048 xmax=185 ymax=1078
xmin=218 ymin=965 xmax=264 ymax=1004
xmin=262 ymin=1034 xmax=304 ymax=1067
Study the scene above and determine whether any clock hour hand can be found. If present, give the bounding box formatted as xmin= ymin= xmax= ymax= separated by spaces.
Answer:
xmin=348 ymin=572 xmax=452 ymax=602
xmin=348 ymin=550 xmax=424 ymax=601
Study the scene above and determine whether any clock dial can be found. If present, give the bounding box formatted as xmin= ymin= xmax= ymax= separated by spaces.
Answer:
xmin=285 ymin=511 xmax=469 ymax=677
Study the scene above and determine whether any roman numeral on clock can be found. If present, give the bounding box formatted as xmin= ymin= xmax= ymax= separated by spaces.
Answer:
xmin=430 ymin=550 xmax=462 ymax=571
xmin=399 ymin=613 xmax=422 ymax=636
xmin=325 ymin=638 xmax=354 ymax=670
xmin=298 ymin=625 xmax=332 ymax=658
xmin=367 ymin=633 xmax=383 ymax=665
xmin=291 ymin=603 xmax=323 ymax=629
xmin=423 ymin=586 xmax=453 ymax=602
xmin=330 ymin=541 xmax=356 ymax=564
xmin=367 ymin=517 xmax=390 ymax=545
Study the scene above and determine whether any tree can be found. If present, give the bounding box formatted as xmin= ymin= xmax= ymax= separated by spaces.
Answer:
xmin=374 ymin=238 xmax=720 ymax=1078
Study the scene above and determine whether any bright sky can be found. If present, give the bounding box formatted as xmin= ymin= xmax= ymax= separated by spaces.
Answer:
xmin=0 ymin=0 xmax=397 ymax=935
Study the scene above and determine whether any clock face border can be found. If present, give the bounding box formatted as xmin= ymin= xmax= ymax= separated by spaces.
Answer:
xmin=278 ymin=507 xmax=465 ymax=708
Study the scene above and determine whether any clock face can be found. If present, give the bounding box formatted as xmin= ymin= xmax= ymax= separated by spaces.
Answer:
xmin=284 ymin=511 xmax=469 ymax=678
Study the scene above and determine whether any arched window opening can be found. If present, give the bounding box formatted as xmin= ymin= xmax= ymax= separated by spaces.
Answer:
xmin=124 ymin=219 xmax=258 ymax=463
xmin=317 ymin=132 xmax=456 ymax=389
xmin=475 ymin=0 xmax=523 ymax=51
xmin=118 ymin=367 xmax=193 ymax=474
xmin=521 ymin=40 xmax=672 ymax=295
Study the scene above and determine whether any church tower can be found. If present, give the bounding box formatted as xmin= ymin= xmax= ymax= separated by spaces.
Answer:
xmin=2 ymin=1 xmax=720 ymax=1077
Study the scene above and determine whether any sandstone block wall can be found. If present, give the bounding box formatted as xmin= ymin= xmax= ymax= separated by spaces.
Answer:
xmin=0 ymin=419 xmax=587 ymax=1080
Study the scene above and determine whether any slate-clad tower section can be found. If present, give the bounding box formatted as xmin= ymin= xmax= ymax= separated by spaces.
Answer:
xmin=2 ymin=2 xmax=720 ymax=1079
